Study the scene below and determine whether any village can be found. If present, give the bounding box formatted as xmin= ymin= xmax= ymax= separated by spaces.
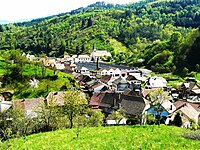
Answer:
xmin=1 ymin=47 xmax=200 ymax=128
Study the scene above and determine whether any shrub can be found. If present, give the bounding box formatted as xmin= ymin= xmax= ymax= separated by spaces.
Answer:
xmin=87 ymin=110 xmax=105 ymax=127
xmin=146 ymin=114 xmax=156 ymax=125
xmin=173 ymin=112 xmax=182 ymax=127
xmin=188 ymin=71 xmax=196 ymax=77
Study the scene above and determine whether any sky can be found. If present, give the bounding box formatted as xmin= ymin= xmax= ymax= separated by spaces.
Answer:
xmin=0 ymin=0 xmax=138 ymax=22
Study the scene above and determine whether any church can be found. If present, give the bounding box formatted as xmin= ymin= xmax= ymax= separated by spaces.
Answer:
xmin=90 ymin=45 xmax=112 ymax=62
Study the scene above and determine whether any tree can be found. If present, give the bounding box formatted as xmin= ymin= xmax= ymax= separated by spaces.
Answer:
xmin=62 ymin=91 xmax=87 ymax=128
xmin=146 ymin=114 xmax=156 ymax=125
xmin=195 ymin=64 xmax=200 ymax=73
xmin=149 ymin=88 xmax=168 ymax=126
xmin=173 ymin=112 xmax=182 ymax=127
xmin=0 ymin=24 xmax=4 ymax=32
xmin=2 ymin=50 xmax=28 ymax=84
xmin=36 ymin=100 xmax=58 ymax=131
xmin=110 ymin=107 xmax=126 ymax=125
xmin=86 ymin=109 xmax=105 ymax=127
xmin=0 ymin=109 xmax=25 ymax=140
xmin=87 ymin=17 xmax=93 ymax=27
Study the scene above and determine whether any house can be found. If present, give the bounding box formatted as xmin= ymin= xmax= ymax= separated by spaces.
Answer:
xmin=75 ymin=66 xmax=90 ymax=76
xmin=77 ymin=55 xmax=91 ymax=63
xmin=98 ymin=68 xmax=127 ymax=79
xmin=55 ymin=63 xmax=65 ymax=70
xmin=64 ymin=61 xmax=77 ymax=71
xmin=92 ymin=83 xmax=108 ymax=93
xmin=146 ymin=100 xmax=176 ymax=124
xmin=112 ymin=77 xmax=132 ymax=92
xmin=145 ymin=76 xmax=167 ymax=89
xmin=170 ymin=88 xmax=179 ymax=101
xmin=46 ymin=91 xmax=66 ymax=106
xmin=89 ymin=92 xmax=146 ymax=119
xmin=100 ymin=75 xmax=112 ymax=84
xmin=126 ymin=75 xmax=142 ymax=92
xmin=46 ymin=91 xmax=86 ymax=106
xmin=12 ymin=98 xmax=45 ymax=118
xmin=76 ymin=74 xmax=92 ymax=84
xmin=98 ymin=67 xmax=121 ymax=77
xmin=90 ymin=47 xmax=111 ymax=62
xmin=178 ymin=80 xmax=200 ymax=101
xmin=172 ymin=101 xmax=200 ymax=128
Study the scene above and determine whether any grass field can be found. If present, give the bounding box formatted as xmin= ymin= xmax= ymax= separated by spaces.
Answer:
xmin=1 ymin=125 xmax=200 ymax=150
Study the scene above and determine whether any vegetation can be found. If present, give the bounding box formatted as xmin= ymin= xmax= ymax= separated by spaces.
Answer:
xmin=0 ymin=0 xmax=199 ymax=73
xmin=148 ymin=88 xmax=168 ymax=125
xmin=0 ymin=50 xmax=78 ymax=99
xmin=1 ymin=125 xmax=200 ymax=150
xmin=173 ymin=112 xmax=183 ymax=127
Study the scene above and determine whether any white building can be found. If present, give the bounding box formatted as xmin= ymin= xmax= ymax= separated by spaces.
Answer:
xmin=90 ymin=47 xmax=111 ymax=62
xmin=75 ymin=66 xmax=90 ymax=76
xmin=77 ymin=55 xmax=91 ymax=63
xmin=145 ymin=76 xmax=167 ymax=89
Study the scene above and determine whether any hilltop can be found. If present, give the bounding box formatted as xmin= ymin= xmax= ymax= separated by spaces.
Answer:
xmin=0 ymin=0 xmax=200 ymax=72
xmin=1 ymin=125 xmax=200 ymax=150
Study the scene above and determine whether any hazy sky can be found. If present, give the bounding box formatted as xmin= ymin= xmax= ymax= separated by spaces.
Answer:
xmin=0 ymin=0 xmax=138 ymax=21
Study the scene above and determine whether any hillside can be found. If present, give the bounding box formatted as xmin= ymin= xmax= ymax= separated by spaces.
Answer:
xmin=1 ymin=125 xmax=200 ymax=149
xmin=0 ymin=0 xmax=200 ymax=72
xmin=0 ymin=50 xmax=78 ymax=99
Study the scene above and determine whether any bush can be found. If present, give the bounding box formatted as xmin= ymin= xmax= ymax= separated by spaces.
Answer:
xmin=188 ymin=71 xmax=196 ymax=77
xmin=146 ymin=114 xmax=156 ymax=125
xmin=173 ymin=112 xmax=182 ymax=127
xmin=87 ymin=110 xmax=105 ymax=127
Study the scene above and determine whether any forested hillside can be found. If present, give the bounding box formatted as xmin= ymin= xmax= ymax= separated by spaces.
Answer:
xmin=0 ymin=0 xmax=200 ymax=73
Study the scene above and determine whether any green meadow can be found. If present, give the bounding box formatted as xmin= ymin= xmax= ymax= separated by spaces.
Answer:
xmin=1 ymin=125 xmax=200 ymax=150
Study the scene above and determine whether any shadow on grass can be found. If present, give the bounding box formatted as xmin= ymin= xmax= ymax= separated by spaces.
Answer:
xmin=183 ymin=130 xmax=200 ymax=141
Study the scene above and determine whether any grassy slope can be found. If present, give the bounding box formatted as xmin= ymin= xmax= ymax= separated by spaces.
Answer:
xmin=1 ymin=125 xmax=200 ymax=150
xmin=0 ymin=57 xmax=76 ymax=99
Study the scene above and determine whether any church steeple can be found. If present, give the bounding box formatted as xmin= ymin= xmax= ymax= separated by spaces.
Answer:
xmin=93 ymin=44 xmax=96 ymax=52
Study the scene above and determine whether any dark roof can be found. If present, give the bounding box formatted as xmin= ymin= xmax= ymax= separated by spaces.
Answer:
xmin=89 ymin=92 xmax=145 ymax=115
xmin=76 ymin=74 xmax=91 ymax=83
xmin=123 ymin=89 xmax=136 ymax=96
xmin=120 ymin=95 xmax=145 ymax=116
xmin=190 ymin=103 xmax=200 ymax=112
xmin=100 ymin=75 xmax=112 ymax=83
xmin=126 ymin=75 xmax=137 ymax=81
xmin=113 ymin=77 xmax=128 ymax=85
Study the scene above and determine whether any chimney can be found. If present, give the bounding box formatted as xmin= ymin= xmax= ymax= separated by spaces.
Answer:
xmin=96 ymin=57 xmax=99 ymax=70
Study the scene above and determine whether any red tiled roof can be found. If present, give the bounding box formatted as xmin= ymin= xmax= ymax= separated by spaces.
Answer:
xmin=173 ymin=101 xmax=186 ymax=109
xmin=100 ymin=75 xmax=111 ymax=83
xmin=173 ymin=100 xmax=200 ymax=112
xmin=190 ymin=103 xmax=200 ymax=112
xmin=142 ymin=89 xmax=156 ymax=98
xmin=89 ymin=92 xmax=106 ymax=106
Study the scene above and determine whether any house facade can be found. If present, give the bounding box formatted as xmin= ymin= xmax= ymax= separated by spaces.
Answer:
xmin=145 ymin=76 xmax=167 ymax=89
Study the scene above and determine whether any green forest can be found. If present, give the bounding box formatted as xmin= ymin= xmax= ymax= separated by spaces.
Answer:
xmin=0 ymin=0 xmax=200 ymax=73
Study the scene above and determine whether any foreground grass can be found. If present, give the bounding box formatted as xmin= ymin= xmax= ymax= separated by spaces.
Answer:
xmin=1 ymin=125 xmax=200 ymax=150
